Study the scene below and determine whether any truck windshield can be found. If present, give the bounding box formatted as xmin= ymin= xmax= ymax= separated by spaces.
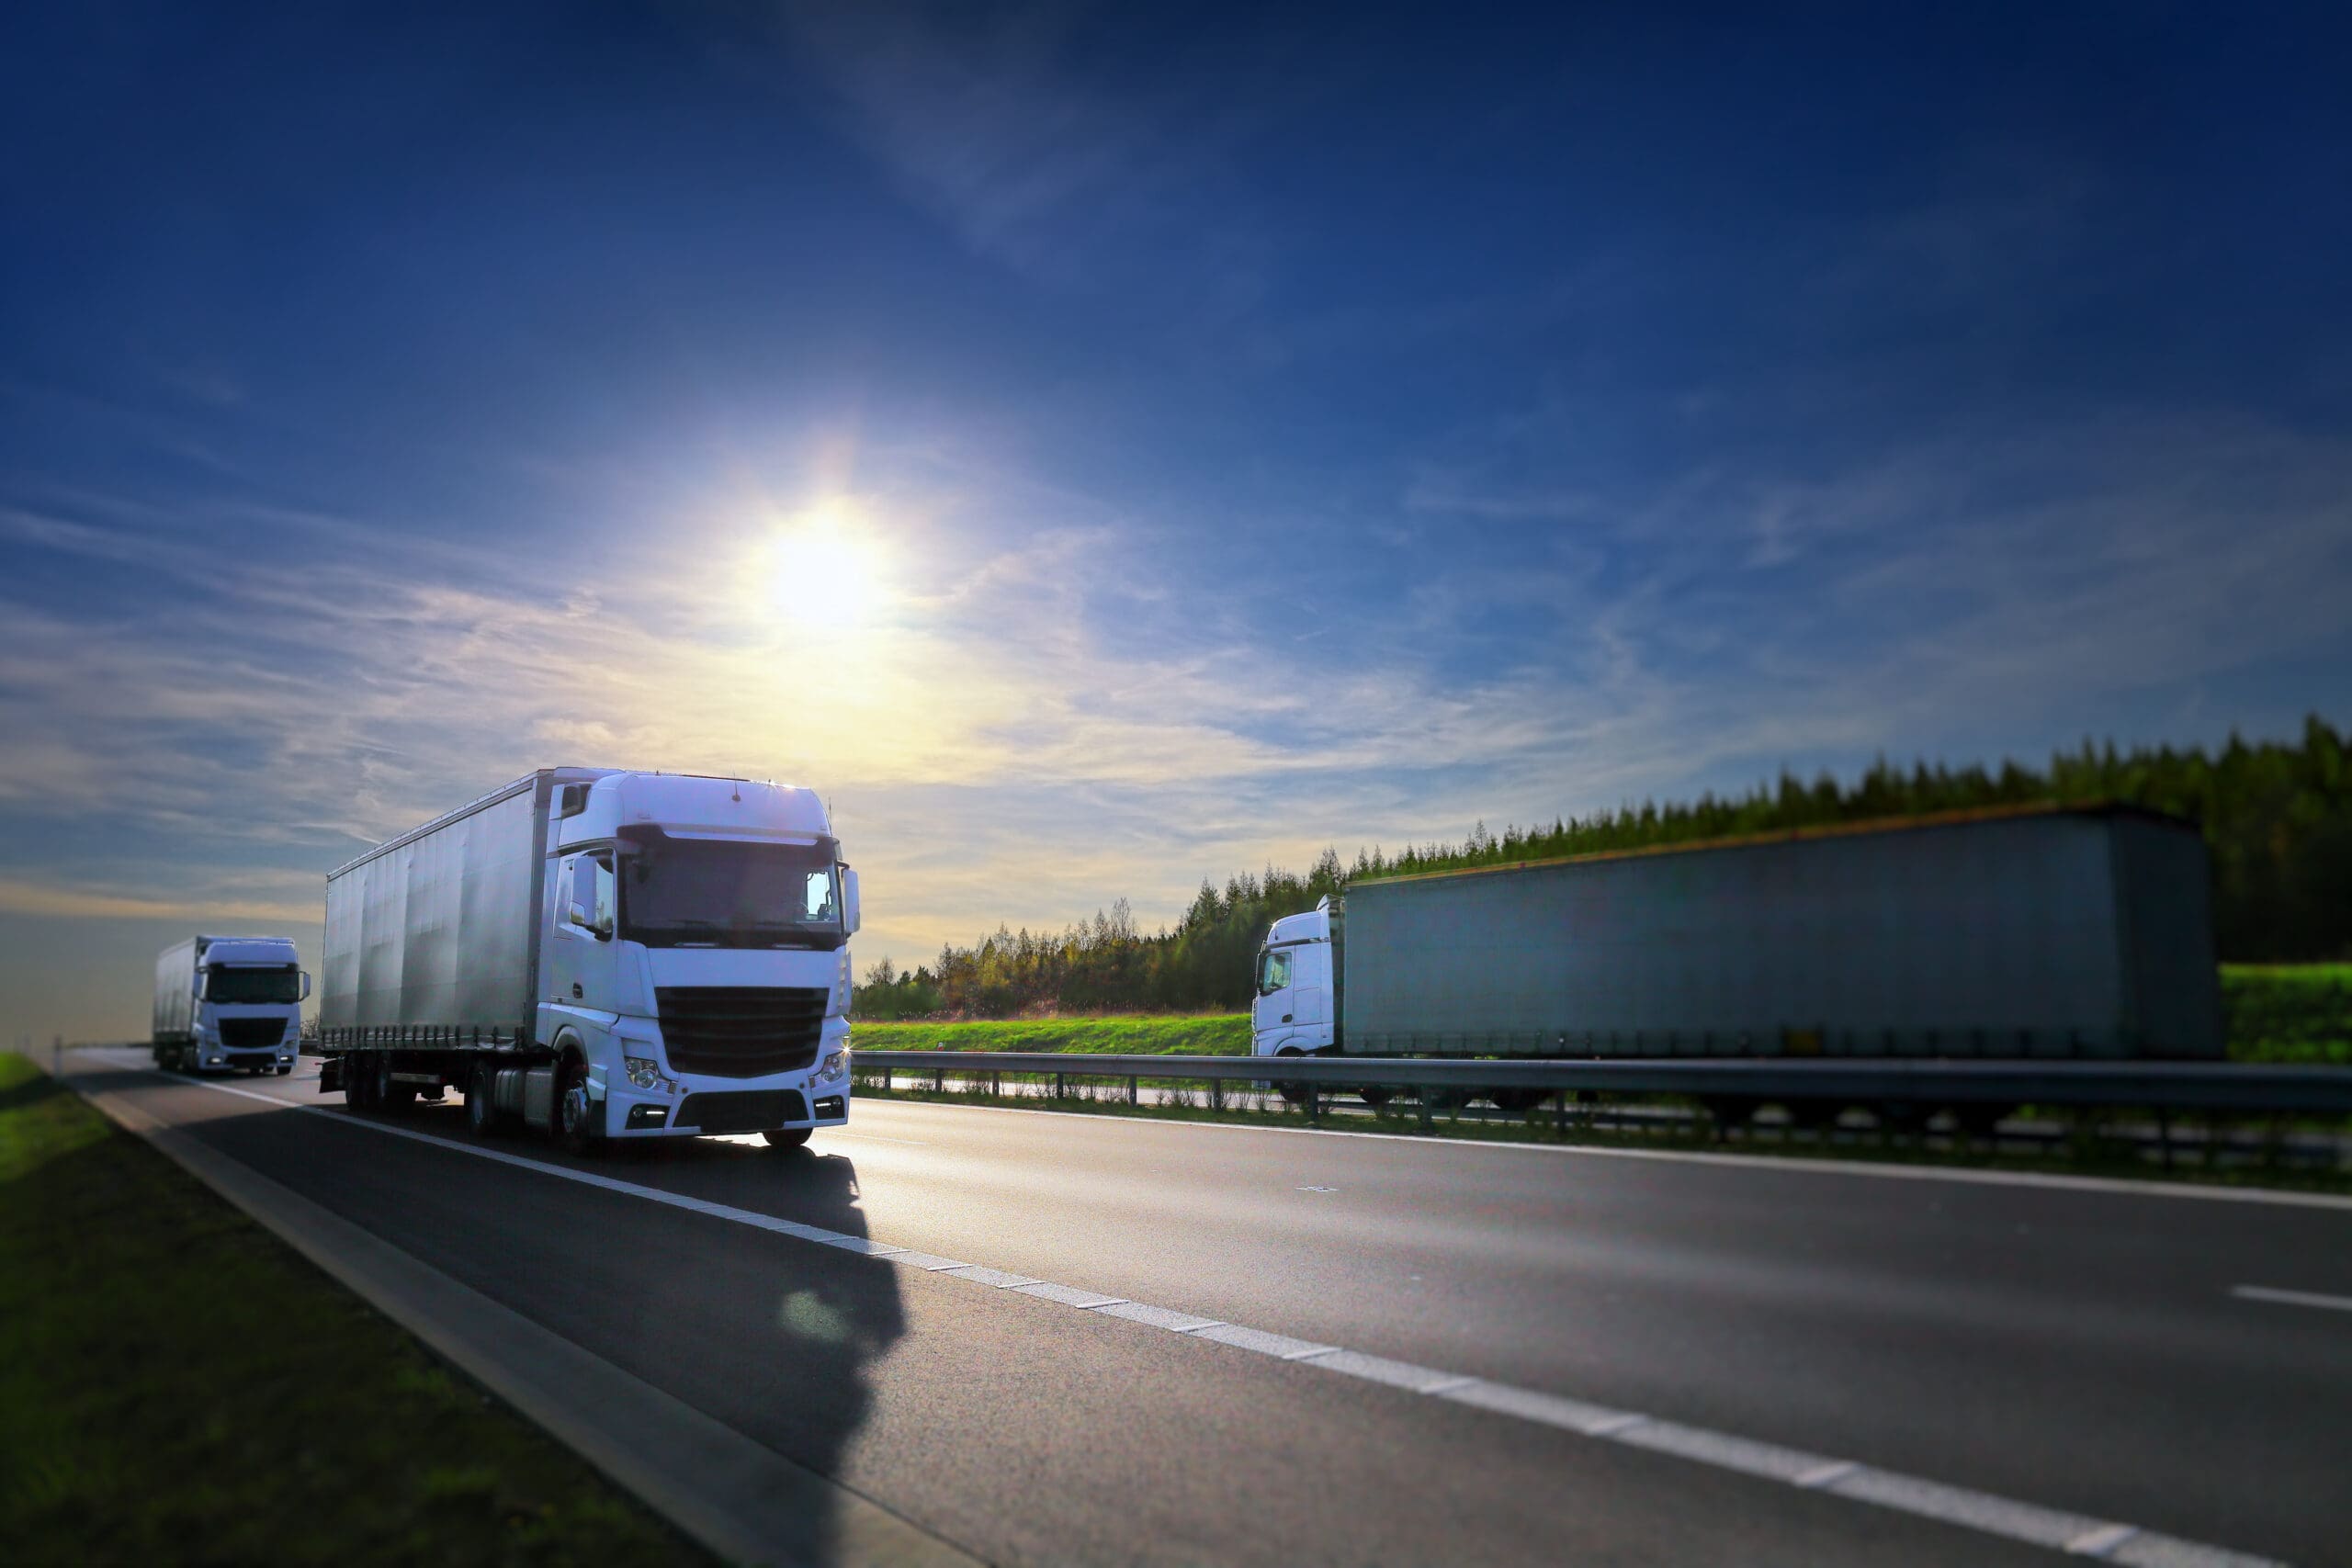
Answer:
xmin=621 ymin=838 xmax=844 ymax=949
xmin=208 ymin=965 xmax=300 ymax=1005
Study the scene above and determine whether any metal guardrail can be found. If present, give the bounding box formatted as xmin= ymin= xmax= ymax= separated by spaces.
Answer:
xmin=855 ymin=1050 xmax=2352 ymax=1115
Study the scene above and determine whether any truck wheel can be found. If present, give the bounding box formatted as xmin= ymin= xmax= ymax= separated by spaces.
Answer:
xmin=1272 ymin=1049 xmax=1311 ymax=1106
xmin=465 ymin=1066 xmax=500 ymax=1137
xmin=345 ymin=1056 xmax=373 ymax=1111
xmin=276 ymin=1065 xmax=292 ymax=1077
xmin=763 ymin=1128 xmax=813 ymax=1151
xmin=375 ymin=1055 xmax=414 ymax=1114
xmin=553 ymin=1058 xmax=602 ymax=1155
xmin=1356 ymin=1086 xmax=1394 ymax=1109
xmin=1488 ymin=1089 xmax=1546 ymax=1114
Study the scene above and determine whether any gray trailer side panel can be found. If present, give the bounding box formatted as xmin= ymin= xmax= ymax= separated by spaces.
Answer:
xmin=324 ymin=776 xmax=543 ymax=1039
xmin=153 ymin=937 xmax=196 ymax=1043
xmin=1340 ymin=810 xmax=2218 ymax=1060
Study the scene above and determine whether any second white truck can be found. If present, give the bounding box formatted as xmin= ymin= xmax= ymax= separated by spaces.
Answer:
xmin=317 ymin=767 xmax=861 ymax=1152
xmin=152 ymin=934 xmax=309 ymax=1076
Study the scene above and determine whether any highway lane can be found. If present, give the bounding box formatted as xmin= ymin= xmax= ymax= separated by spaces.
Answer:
xmin=65 ymin=1050 xmax=2348 ymax=1565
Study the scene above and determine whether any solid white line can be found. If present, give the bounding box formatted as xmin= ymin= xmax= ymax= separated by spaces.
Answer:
xmin=854 ymin=1092 xmax=2352 ymax=1212
xmin=2231 ymin=1284 xmax=2352 ymax=1314
xmin=118 ymin=1061 xmax=2291 ymax=1567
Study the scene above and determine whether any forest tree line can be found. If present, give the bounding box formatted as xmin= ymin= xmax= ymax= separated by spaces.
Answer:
xmin=856 ymin=715 xmax=2352 ymax=1020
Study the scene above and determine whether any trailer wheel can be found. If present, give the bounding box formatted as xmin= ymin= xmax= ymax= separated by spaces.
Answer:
xmin=1356 ymin=1086 xmax=1394 ymax=1108
xmin=465 ymin=1065 xmax=500 ymax=1137
xmin=1488 ymin=1089 xmax=1546 ymax=1114
xmin=345 ymin=1055 xmax=373 ymax=1111
xmin=763 ymin=1128 xmax=813 ymax=1151
xmin=553 ymin=1056 xmax=601 ymax=1155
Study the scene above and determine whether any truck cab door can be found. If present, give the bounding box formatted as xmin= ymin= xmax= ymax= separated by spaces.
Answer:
xmin=1251 ymin=948 xmax=1295 ymax=1036
xmin=547 ymin=851 xmax=618 ymax=1015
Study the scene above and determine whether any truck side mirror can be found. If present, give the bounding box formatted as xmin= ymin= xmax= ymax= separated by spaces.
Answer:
xmin=842 ymin=867 xmax=861 ymax=935
xmin=300 ymin=972 xmax=312 ymax=1001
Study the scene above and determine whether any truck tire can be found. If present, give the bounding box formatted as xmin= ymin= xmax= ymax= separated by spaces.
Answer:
xmin=375 ymin=1054 xmax=415 ymax=1114
xmin=276 ymin=1064 xmax=292 ymax=1077
xmin=465 ymin=1065 xmax=500 ymax=1137
xmin=763 ymin=1128 xmax=813 ymax=1151
xmin=553 ymin=1056 xmax=601 ymax=1155
xmin=1488 ymin=1089 xmax=1547 ymax=1114
xmin=345 ymin=1055 xmax=374 ymax=1111
xmin=1272 ymin=1048 xmax=1312 ymax=1106
xmin=1356 ymin=1086 xmax=1394 ymax=1108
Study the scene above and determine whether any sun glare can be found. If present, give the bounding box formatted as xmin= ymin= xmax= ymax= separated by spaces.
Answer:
xmin=766 ymin=502 xmax=886 ymax=629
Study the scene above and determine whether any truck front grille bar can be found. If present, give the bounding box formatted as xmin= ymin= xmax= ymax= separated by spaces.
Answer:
xmin=655 ymin=987 xmax=828 ymax=1078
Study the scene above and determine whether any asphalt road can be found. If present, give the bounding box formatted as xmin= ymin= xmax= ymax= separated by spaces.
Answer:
xmin=62 ymin=1049 xmax=2352 ymax=1566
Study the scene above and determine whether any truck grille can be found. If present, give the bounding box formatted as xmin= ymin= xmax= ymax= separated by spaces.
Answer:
xmin=655 ymin=987 xmax=828 ymax=1078
xmin=220 ymin=1017 xmax=287 ymax=1048
xmin=676 ymin=1090 xmax=808 ymax=1134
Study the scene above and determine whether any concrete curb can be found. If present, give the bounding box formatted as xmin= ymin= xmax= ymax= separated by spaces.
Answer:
xmin=68 ymin=1068 xmax=979 ymax=1568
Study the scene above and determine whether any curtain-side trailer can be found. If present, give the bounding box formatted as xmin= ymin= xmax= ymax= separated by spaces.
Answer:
xmin=318 ymin=767 xmax=862 ymax=1153
xmin=1250 ymin=803 xmax=2221 ymax=1114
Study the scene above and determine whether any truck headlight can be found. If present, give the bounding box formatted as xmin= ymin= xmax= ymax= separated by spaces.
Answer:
xmin=623 ymin=1056 xmax=665 ymax=1090
xmin=820 ymin=1048 xmax=849 ymax=1082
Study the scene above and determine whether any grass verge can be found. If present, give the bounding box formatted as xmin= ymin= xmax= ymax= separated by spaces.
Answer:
xmin=0 ymin=1052 xmax=713 ymax=1566
xmin=853 ymin=1013 xmax=1249 ymax=1055
xmin=861 ymin=964 xmax=2352 ymax=1067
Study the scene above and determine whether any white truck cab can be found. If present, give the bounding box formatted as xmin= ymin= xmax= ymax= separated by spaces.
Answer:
xmin=543 ymin=771 xmax=860 ymax=1143
xmin=153 ymin=934 xmax=310 ymax=1076
xmin=1252 ymin=897 xmax=1337 ymax=1058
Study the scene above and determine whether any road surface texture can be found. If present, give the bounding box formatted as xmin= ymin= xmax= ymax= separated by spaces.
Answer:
xmin=61 ymin=1049 xmax=2350 ymax=1567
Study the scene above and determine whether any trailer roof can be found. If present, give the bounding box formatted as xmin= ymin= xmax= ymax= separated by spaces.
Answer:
xmin=1348 ymin=798 xmax=2198 ymax=888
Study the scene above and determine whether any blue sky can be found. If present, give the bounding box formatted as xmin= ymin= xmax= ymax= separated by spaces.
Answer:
xmin=3 ymin=3 xmax=2348 ymax=1042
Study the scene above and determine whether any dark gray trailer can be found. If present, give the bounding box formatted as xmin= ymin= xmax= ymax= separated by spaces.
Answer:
xmin=1250 ymin=803 xmax=2222 ymax=1065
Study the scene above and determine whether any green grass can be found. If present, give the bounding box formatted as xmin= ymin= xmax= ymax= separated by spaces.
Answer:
xmin=856 ymin=965 xmax=2352 ymax=1068
xmin=0 ymin=1053 xmax=713 ymax=1566
xmin=853 ymin=1013 xmax=1250 ymax=1055
xmin=2221 ymin=963 xmax=2352 ymax=1066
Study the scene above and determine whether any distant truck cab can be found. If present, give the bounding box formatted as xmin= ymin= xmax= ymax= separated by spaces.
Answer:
xmin=153 ymin=934 xmax=310 ymax=1076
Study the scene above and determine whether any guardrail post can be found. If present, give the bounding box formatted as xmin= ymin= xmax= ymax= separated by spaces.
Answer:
xmin=1127 ymin=1076 xmax=1137 ymax=1106
xmin=1418 ymin=1092 xmax=1433 ymax=1133
xmin=1054 ymin=1072 xmax=1064 ymax=1100
xmin=1306 ymin=1083 xmax=1319 ymax=1122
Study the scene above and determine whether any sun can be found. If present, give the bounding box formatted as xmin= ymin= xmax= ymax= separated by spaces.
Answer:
xmin=766 ymin=502 xmax=887 ymax=628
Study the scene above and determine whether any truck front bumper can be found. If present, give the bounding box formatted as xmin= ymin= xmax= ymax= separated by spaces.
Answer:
xmin=601 ymin=1079 xmax=851 ymax=1138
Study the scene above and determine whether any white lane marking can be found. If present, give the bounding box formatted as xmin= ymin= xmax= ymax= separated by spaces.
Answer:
xmin=2231 ymin=1284 xmax=2352 ymax=1314
xmin=2068 ymin=1523 xmax=2141 ymax=1558
xmin=126 ymin=1062 xmax=2290 ymax=1567
xmin=854 ymin=1094 xmax=2352 ymax=1213
xmin=1087 ymin=1301 xmax=1221 ymax=1333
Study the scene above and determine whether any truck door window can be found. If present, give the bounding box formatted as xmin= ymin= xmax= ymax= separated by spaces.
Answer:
xmin=1258 ymin=950 xmax=1292 ymax=995
xmin=589 ymin=852 xmax=616 ymax=937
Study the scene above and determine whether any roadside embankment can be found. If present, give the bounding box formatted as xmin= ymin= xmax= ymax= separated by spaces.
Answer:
xmin=0 ymin=1051 xmax=713 ymax=1566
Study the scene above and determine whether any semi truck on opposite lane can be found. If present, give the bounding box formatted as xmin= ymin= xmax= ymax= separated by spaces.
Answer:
xmin=317 ymin=767 xmax=861 ymax=1152
xmin=152 ymin=934 xmax=310 ymax=1076
xmin=1250 ymin=803 xmax=2222 ymax=1120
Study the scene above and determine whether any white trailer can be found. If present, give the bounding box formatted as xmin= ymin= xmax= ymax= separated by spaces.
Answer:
xmin=1250 ymin=804 xmax=2222 ymax=1114
xmin=318 ymin=768 xmax=861 ymax=1152
xmin=152 ymin=934 xmax=309 ymax=1076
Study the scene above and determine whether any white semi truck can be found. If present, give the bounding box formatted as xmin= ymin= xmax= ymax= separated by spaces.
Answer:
xmin=152 ymin=934 xmax=309 ymax=1076
xmin=1251 ymin=804 xmax=2222 ymax=1116
xmin=317 ymin=767 xmax=861 ymax=1152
